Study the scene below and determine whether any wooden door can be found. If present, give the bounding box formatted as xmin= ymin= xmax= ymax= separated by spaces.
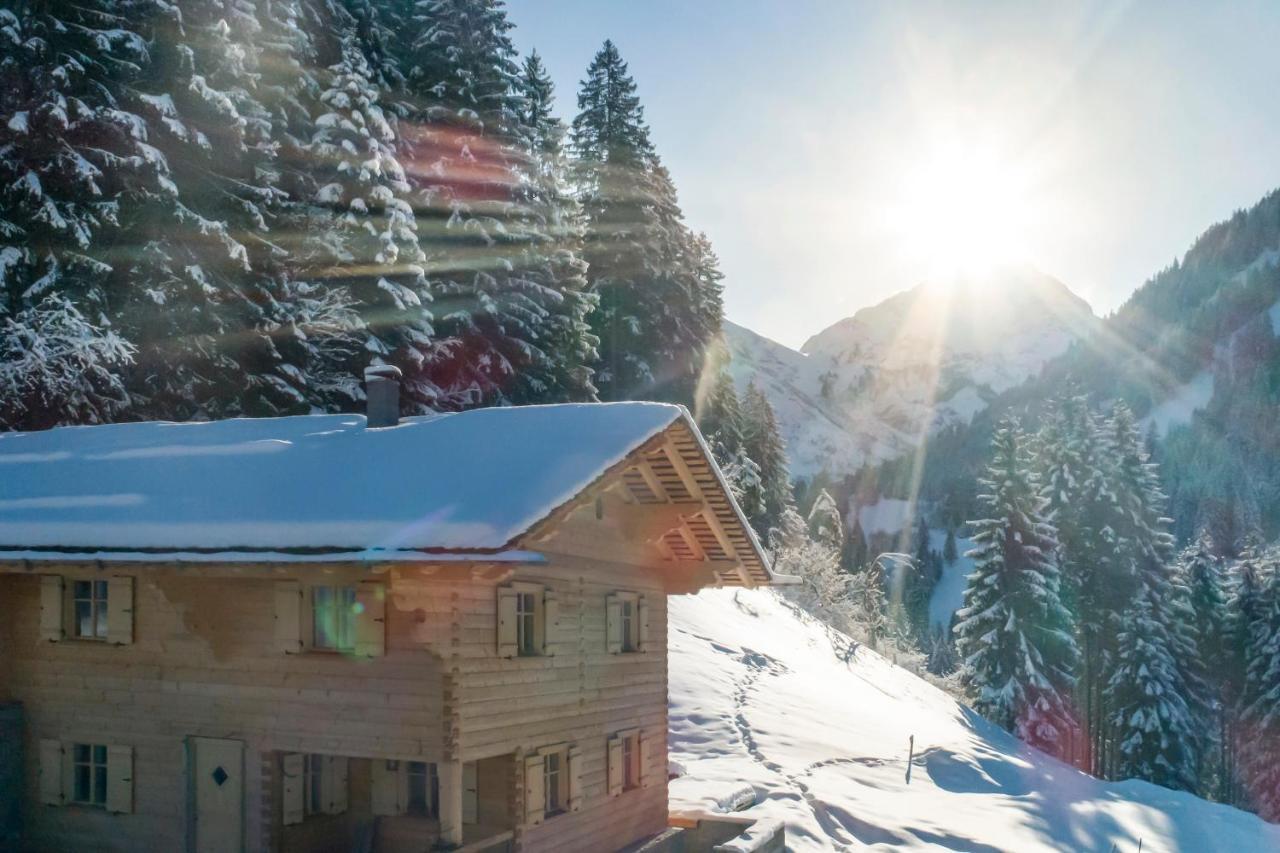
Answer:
xmin=190 ymin=737 xmax=244 ymax=853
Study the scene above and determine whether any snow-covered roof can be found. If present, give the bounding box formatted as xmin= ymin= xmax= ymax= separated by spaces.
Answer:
xmin=0 ymin=403 xmax=688 ymax=561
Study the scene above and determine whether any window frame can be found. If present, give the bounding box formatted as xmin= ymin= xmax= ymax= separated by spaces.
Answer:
xmin=309 ymin=584 xmax=357 ymax=653
xmin=516 ymin=590 xmax=538 ymax=657
xmin=406 ymin=760 xmax=438 ymax=817
xmin=70 ymin=580 xmax=109 ymax=642
xmin=304 ymin=753 xmax=325 ymax=817
xmin=621 ymin=732 xmax=640 ymax=791
xmin=543 ymin=747 xmax=567 ymax=817
xmin=71 ymin=742 xmax=108 ymax=808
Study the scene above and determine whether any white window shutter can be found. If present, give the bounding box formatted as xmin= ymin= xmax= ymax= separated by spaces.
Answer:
xmin=638 ymin=595 xmax=650 ymax=652
xmin=568 ymin=745 xmax=583 ymax=813
xmin=274 ymin=581 xmax=303 ymax=655
xmin=496 ymin=589 xmax=518 ymax=657
xmin=354 ymin=581 xmax=386 ymax=658
xmin=39 ymin=576 xmax=63 ymax=643
xmin=640 ymin=731 xmax=655 ymax=788
xmin=542 ymin=590 xmax=558 ymax=656
xmin=106 ymin=744 xmax=133 ymax=813
xmin=371 ymin=760 xmax=401 ymax=816
xmin=523 ymin=754 xmax=544 ymax=826
xmin=606 ymin=594 xmax=623 ymax=654
xmin=325 ymin=755 xmax=349 ymax=814
xmin=107 ymin=577 xmax=134 ymax=646
xmin=607 ymin=736 xmax=623 ymax=797
xmin=281 ymin=753 xmax=305 ymax=825
xmin=39 ymin=739 xmax=62 ymax=805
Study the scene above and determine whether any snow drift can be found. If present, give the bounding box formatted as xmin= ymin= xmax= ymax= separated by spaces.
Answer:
xmin=669 ymin=589 xmax=1280 ymax=851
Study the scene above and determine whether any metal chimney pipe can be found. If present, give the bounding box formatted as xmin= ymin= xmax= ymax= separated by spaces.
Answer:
xmin=364 ymin=365 xmax=402 ymax=428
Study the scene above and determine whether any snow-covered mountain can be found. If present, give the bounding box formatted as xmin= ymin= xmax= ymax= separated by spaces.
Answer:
xmin=725 ymin=267 xmax=1098 ymax=477
xmin=669 ymin=588 xmax=1280 ymax=851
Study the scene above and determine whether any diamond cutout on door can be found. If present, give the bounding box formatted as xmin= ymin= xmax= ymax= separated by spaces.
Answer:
xmin=211 ymin=766 xmax=229 ymax=787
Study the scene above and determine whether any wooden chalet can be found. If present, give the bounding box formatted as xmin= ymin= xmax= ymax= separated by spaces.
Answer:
xmin=0 ymin=384 xmax=781 ymax=853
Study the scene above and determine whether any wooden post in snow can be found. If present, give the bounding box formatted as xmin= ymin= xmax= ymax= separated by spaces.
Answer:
xmin=906 ymin=735 xmax=914 ymax=784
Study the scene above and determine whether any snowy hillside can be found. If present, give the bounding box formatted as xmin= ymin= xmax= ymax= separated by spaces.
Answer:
xmin=725 ymin=267 xmax=1098 ymax=477
xmin=669 ymin=589 xmax=1280 ymax=852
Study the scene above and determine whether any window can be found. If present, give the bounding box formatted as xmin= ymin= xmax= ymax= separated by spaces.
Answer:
xmin=312 ymin=586 xmax=356 ymax=652
xmin=607 ymin=591 xmax=645 ymax=654
xmin=543 ymin=750 xmax=565 ymax=816
xmin=608 ymin=730 xmax=643 ymax=796
xmin=516 ymin=591 xmax=537 ymax=656
xmin=72 ymin=743 xmax=108 ymax=807
xmin=304 ymin=754 xmax=325 ymax=816
xmin=72 ymin=580 xmax=108 ymax=640
xmin=620 ymin=598 xmax=635 ymax=653
xmin=622 ymin=733 xmax=639 ymax=790
xmin=406 ymin=761 xmax=438 ymax=817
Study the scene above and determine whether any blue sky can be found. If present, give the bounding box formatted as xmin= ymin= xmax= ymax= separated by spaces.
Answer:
xmin=507 ymin=1 xmax=1280 ymax=348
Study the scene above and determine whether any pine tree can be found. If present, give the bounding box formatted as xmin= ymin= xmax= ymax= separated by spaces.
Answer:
xmin=297 ymin=34 xmax=433 ymax=410
xmin=1103 ymin=402 xmax=1199 ymax=789
xmin=402 ymin=0 xmax=593 ymax=408
xmin=955 ymin=420 xmax=1079 ymax=758
xmin=807 ymin=489 xmax=843 ymax=551
xmin=740 ymin=381 xmax=793 ymax=539
xmin=0 ymin=1 xmax=160 ymax=428
xmin=698 ymin=365 xmax=744 ymax=465
xmin=115 ymin=0 xmax=309 ymax=419
xmin=1176 ymin=532 xmax=1230 ymax=796
xmin=844 ymin=515 xmax=869 ymax=574
xmin=570 ymin=40 xmax=719 ymax=403
xmin=1237 ymin=555 xmax=1280 ymax=820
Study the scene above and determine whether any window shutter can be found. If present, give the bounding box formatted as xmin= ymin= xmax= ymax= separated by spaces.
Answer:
xmin=39 ymin=739 xmax=62 ymax=805
xmin=354 ymin=581 xmax=386 ymax=658
xmin=60 ymin=741 xmax=75 ymax=804
xmin=107 ymin=577 xmax=134 ymax=646
xmin=638 ymin=595 xmax=650 ymax=652
xmin=542 ymin=590 xmax=558 ymax=656
xmin=606 ymin=594 xmax=623 ymax=654
xmin=640 ymin=731 xmax=655 ymax=788
xmin=325 ymin=755 xmax=349 ymax=814
xmin=568 ymin=745 xmax=583 ymax=813
xmin=39 ymin=576 xmax=63 ymax=643
xmin=523 ymin=754 xmax=544 ymax=826
xmin=281 ymin=753 xmax=305 ymax=825
xmin=274 ymin=581 xmax=303 ymax=655
xmin=106 ymin=744 xmax=133 ymax=813
xmin=607 ymin=736 xmax=623 ymax=797
xmin=496 ymin=589 xmax=518 ymax=657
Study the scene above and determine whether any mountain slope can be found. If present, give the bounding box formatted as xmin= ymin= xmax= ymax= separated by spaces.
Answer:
xmin=726 ymin=267 xmax=1098 ymax=478
xmin=669 ymin=589 xmax=1280 ymax=851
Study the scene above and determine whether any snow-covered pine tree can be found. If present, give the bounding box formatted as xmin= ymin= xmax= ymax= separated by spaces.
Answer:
xmin=570 ymin=40 xmax=719 ymax=404
xmin=1103 ymin=402 xmax=1199 ymax=790
xmin=0 ymin=2 xmax=161 ymax=428
xmin=696 ymin=354 xmax=745 ymax=466
xmin=1237 ymin=553 xmax=1280 ymax=820
xmin=1106 ymin=587 xmax=1198 ymax=790
xmin=513 ymin=48 xmax=597 ymax=402
xmin=297 ymin=33 xmax=435 ymax=411
xmin=740 ymin=381 xmax=794 ymax=540
xmin=1175 ymin=532 xmax=1230 ymax=796
xmin=397 ymin=0 xmax=590 ymax=408
xmin=1037 ymin=394 xmax=1128 ymax=774
xmin=1224 ymin=545 xmax=1266 ymax=807
xmin=807 ymin=489 xmax=844 ymax=551
xmin=844 ymin=515 xmax=870 ymax=574
xmin=954 ymin=420 xmax=1079 ymax=759
xmin=113 ymin=0 xmax=316 ymax=419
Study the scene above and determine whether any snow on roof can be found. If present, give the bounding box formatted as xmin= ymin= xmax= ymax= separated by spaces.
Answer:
xmin=0 ymin=403 xmax=684 ymax=560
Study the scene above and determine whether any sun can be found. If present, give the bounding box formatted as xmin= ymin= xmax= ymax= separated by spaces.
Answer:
xmin=887 ymin=140 xmax=1034 ymax=279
